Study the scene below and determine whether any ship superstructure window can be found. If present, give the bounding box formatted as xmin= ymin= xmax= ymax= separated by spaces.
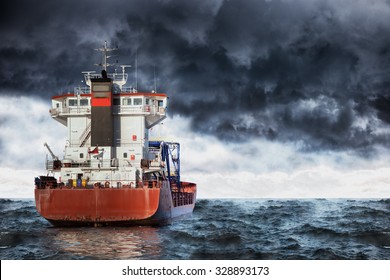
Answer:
xmin=146 ymin=99 xmax=150 ymax=105
xmin=69 ymin=99 xmax=77 ymax=106
xmin=80 ymin=153 xmax=84 ymax=159
xmin=134 ymin=98 xmax=143 ymax=106
xmin=123 ymin=98 xmax=132 ymax=105
xmin=123 ymin=152 xmax=127 ymax=158
xmin=158 ymin=100 xmax=164 ymax=107
xmin=80 ymin=99 xmax=89 ymax=106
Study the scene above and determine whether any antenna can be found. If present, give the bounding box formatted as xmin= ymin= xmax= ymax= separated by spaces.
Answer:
xmin=153 ymin=65 xmax=157 ymax=93
xmin=95 ymin=41 xmax=117 ymax=71
xmin=135 ymin=49 xmax=138 ymax=92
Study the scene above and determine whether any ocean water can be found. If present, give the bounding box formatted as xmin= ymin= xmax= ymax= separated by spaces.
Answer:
xmin=0 ymin=198 xmax=389 ymax=260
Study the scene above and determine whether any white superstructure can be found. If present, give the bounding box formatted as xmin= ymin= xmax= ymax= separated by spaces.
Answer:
xmin=45 ymin=44 xmax=168 ymax=189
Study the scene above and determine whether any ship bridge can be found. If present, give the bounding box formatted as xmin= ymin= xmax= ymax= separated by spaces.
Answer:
xmin=50 ymin=56 xmax=166 ymax=129
xmin=49 ymin=90 xmax=167 ymax=148
xmin=50 ymin=91 xmax=167 ymax=125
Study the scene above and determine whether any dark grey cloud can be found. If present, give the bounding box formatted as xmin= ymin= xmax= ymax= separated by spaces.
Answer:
xmin=1 ymin=0 xmax=390 ymax=153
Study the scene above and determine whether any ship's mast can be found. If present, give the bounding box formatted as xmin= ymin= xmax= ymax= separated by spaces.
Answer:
xmin=95 ymin=41 xmax=117 ymax=71
xmin=90 ymin=42 xmax=131 ymax=91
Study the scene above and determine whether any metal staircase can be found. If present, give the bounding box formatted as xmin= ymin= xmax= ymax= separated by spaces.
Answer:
xmin=79 ymin=122 xmax=91 ymax=147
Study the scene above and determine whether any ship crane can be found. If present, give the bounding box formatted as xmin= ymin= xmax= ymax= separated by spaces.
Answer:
xmin=44 ymin=142 xmax=58 ymax=161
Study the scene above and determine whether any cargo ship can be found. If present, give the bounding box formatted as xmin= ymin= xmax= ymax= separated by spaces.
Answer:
xmin=34 ymin=42 xmax=197 ymax=226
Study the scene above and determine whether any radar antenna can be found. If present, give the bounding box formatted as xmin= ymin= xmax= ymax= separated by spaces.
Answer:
xmin=112 ymin=65 xmax=131 ymax=90
xmin=81 ymin=71 xmax=96 ymax=87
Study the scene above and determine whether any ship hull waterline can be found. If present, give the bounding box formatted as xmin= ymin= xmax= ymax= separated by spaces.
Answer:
xmin=35 ymin=182 xmax=196 ymax=226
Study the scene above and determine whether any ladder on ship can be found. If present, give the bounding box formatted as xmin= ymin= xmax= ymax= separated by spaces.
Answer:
xmin=79 ymin=122 xmax=91 ymax=147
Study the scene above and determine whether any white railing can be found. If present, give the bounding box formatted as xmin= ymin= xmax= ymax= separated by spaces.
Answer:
xmin=113 ymin=106 xmax=143 ymax=114
xmin=121 ymin=86 xmax=138 ymax=93
xmin=74 ymin=86 xmax=91 ymax=94
xmin=50 ymin=107 xmax=91 ymax=116
xmin=112 ymin=105 xmax=165 ymax=115
xmin=50 ymin=104 xmax=164 ymax=116
xmin=114 ymin=139 xmax=145 ymax=147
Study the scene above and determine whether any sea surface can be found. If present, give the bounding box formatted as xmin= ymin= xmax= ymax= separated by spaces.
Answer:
xmin=0 ymin=198 xmax=389 ymax=260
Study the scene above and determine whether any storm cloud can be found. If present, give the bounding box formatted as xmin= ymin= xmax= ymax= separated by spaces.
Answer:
xmin=1 ymin=0 xmax=390 ymax=153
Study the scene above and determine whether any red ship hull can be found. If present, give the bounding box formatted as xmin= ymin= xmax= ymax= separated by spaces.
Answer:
xmin=35 ymin=182 xmax=196 ymax=226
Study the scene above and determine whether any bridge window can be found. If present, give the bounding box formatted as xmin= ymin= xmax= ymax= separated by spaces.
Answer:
xmin=134 ymin=98 xmax=143 ymax=106
xmin=80 ymin=99 xmax=89 ymax=106
xmin=68 ymin=99 xmax=77 ymax=106
xmin=122 ymin=98 xmax=132 ymax=105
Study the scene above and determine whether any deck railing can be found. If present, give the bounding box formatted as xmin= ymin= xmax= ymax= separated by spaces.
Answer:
xmin=36 ymin=177 xmax=164 ymax=190
xmin=171 ymin=192 xmax=195 ymax=207
xmin=51 ymin=105 xmax=165 ymax=116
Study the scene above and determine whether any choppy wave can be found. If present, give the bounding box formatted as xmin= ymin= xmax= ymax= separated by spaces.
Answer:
xmin=0 ymin=198 xmax=389 ymax=259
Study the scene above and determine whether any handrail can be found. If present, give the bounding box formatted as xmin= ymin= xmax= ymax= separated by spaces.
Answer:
xmin=74 ymin=86 xmax=91 ymax=94
xmin=79 ymin=122 xmax=92 ymax=147
xmin=171 ymin=191 xmax=194 ymax=207
xmin=51 ymin=105 xmax=164 ymax=115
xmin=37 ymin=178 xmax=164 ymax=190
xmin=50 ymin=107 xmax=91 ymax=115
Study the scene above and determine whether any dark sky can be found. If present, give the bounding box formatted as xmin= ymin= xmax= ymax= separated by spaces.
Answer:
xmin=1 ymin=0 xmax=390 ymax=155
